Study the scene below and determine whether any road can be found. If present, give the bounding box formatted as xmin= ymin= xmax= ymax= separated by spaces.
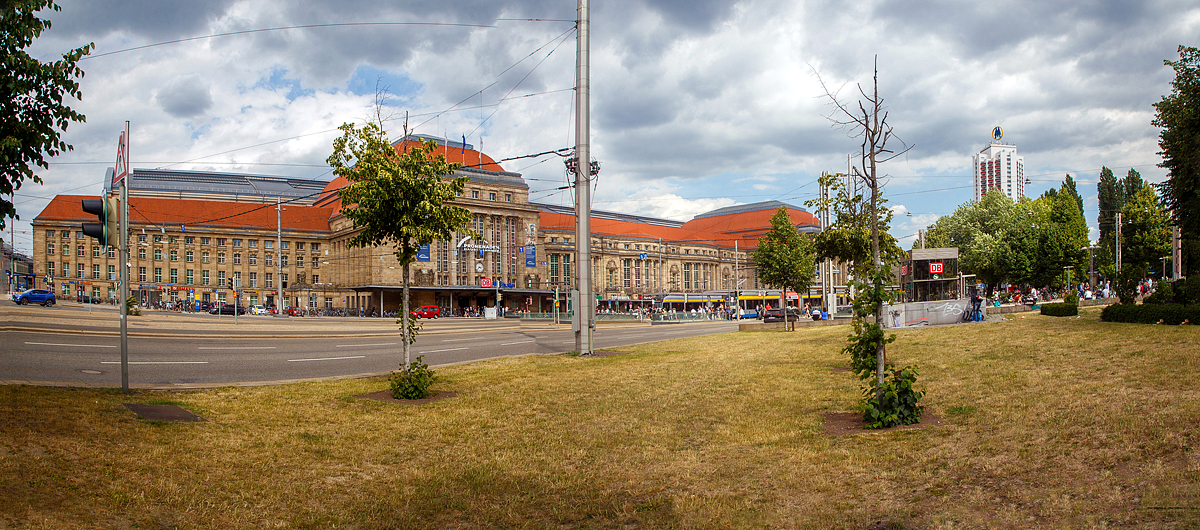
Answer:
xmin=1 ymin=303 xmax=739 ymax=388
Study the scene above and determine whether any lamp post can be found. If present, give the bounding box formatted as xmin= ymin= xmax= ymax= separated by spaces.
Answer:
xmin=1160 ymin=256 xmax=1171 ymax=280
xmin=1082 ymin=245 xmax=1099 ymax=289
xmin=276 ymin=197 xmax=285 ymax=317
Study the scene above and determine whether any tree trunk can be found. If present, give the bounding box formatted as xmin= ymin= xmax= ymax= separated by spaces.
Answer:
xmin=402 ymin=263 xmax=411 ymax=366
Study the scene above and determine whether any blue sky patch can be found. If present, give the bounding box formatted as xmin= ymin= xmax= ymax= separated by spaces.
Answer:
xmin=347 ymin=65 xmax=422 ymax=104
xmin=257 ymin=67 xmax=314 ymax=101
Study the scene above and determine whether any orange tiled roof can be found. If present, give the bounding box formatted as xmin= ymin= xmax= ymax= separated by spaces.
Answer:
xmin=35 ymin=195 xmax=332 ymax=233
xmin=315 ymin=139 xmax=507 ymax=211
xmin=540 ymin=212 xmax=752 ymax=249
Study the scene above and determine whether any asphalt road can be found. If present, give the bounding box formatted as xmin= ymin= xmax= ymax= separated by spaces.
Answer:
xmin=2 ymin=304 xmax=739 ymax=388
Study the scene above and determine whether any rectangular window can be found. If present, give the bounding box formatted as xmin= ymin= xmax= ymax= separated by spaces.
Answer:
xmin=62 ymin=262 xmax=69 ymax=278
xmin=107 ymin=247 xmax=115 ymax=258
xmin=138 ymin=234 xmax=146 ymax=243
xmin=265 ymin=254 xmax=272 ymax=266
xmin=107 ymin=264 xmax=115 ymax=280
xmin=249 ymin=254 xmax=257 ymax=266
xmin=92 ymin=264 xmax=100 ymax=280
xmin=76 ymin=231 xmax=84 ymax=239
xmin=92 ymin=246 xmax=100 ymax=257
xmin=281 ymin=273 xmax=288 ymax=287
xmin=185 ymin=269 xmax=193 ymax=284
xmin=138 ymin=248 xmax=146 ymax=260
xmin=138 ymin=267 xmax=146 ymax=282
xmin=170 ymin=250 xmax=178 ymax=261
xmin=312 ymin=257 xmax=320 ymax=268
xmin=233 ymin=271 xmax=240 ymax=287
xmin=47 ymin=262 xmax=55 ymax=277
xmin=154 ymin=268 xmax=162 ymax=283
xmin=281 ymin=254 xmax=288 ymax=267
xmin=154 ymin=235 xmax=162 ymax=243
xmin=248 ymin=240 xmax=257 ymax=248
xmin=77 ymin=263 xmax=85 ymax=278
xmin=310 ymin=243 xmax=320 ymax=252
xmin=154 ymin=249 xmax=162 ymax=261
xmin=233 ymin=239 xmax=242 ymax=247
xmin=217 ymin=238 xmax=226 ymax=247
xmin=186 ymin=250 xmax=194 ymax=262
xmin=312 ymin=274 xmax=319 ymax=284
xmin=202 ymin=270 xmax=210 ymax=286
xmin=472 ymin=190 xmax=479 ymax=199
xmin=550 ymin=254 xmax=560 ymax=285
xmin=232 ymin=253 xmax=240 ymax=265
xmin=489 ymin=192 xmax=496 ymax=201
xmin=249 ymin=272 xmax=257 ymax=288
xmin=47 ymin=230 xmax=55 ymax=239
xmin=623 ymin=259 xmax=631 ymax=288
xmin=296 ymin=242 xmax=304 ymax=251
xmin=77 ymin=245 xmax=84 ymax=257
xmin=265 ymin=240 xmax=273 ymax=250
xmin=218 ymin=271 xmax=226 ymax=286
xmin=201 ymin=237 xmax=210 ymax=245
xmin=47 ymin=244 xmax=54 ymax=255
xmin=266 ymin=273 xmax=273 ymax=288
xmin=169 ymin=235 xmax=178 ymax=244
xmin=281 ymin=241 xmax=289 ymax=250
xmin=185 ymin=236 xmax=194 ymax=244
xmin=505 ymin=193 xmax=511 ymax=202
xmin=169 ymin=269 xmax=178 ymax=284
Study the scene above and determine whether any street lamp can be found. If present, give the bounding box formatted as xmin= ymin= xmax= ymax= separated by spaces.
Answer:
xmin=1082 ymin=245 xmax=1099 ymax=289
xmin=1160 ymin=256 xmax=1171 ymax=280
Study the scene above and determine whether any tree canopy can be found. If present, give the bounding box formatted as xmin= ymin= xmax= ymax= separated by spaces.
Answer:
xmin=0 ymin=0 xmax=92 ymax=230
xmin=1153 ymin=45 xmax=1200 ymax=259
xmin=805 ymin=173 xmax=905 ymax=278
xmin=1120 ymin=182 xmax=1172 ymax=275
xmin=751 ymin=207 xmax=817 ymax=321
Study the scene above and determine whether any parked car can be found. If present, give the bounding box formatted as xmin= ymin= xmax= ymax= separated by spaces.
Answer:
xmin=249 ymin=305 xmax=269 ymax=315
xmin=410 ymin=305 xmax=441 ymax=319
xmin=13 ymin=289 xmax=56 ymax=306
xmin=285 ymin=307 xmax=304 ymax=317
xmin=762 ymin=308 xmax=800 ymax=323
xmin=208 ymin=303 xmax=245 ymax=315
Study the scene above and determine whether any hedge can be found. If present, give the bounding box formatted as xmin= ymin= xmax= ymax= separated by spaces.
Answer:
xmin=1040 ymin=302 xmax=1079 ymax=317
xmin=1100 ymin=303 xmax=1200 ymax=325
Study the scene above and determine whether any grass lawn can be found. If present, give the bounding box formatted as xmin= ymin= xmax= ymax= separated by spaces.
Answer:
xmin=2 ymin=307 xmax=1198 ymax=529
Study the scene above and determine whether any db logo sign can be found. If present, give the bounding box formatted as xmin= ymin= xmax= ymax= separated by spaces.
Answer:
xmin=900 ymin=264 xmax=908 ymax=276
xmin=480 ymin=278 xmax=493 ymax=288
xmin=929 ymin=262 xmax=944 ymax=274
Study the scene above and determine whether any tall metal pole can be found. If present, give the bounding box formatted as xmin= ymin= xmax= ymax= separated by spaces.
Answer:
xmin=1172 ymin=225 xmax=1181 ymax=280
xmin=277 ymin=197 xmax=284 ymax=316
xmin=574 ymin=0 xmax=594 ymax=355
xmin=119 ymin=121 xmax=129 ymax=394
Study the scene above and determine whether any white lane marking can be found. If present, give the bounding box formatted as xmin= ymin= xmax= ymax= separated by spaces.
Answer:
xmin=421 ymin=347 xmax=468 ymax=353
xmin=336 ymin=343 xmax=396 ymax=348
xmin=101 ymin=361 xmax=208 ymax=365
xmin=501 ymin=340 xmax=535 ymax=345
xmin=439 ymin=337 xmax=483 ymax=342
xmin=287 ymin=356 xmax=366 ymax=362
xmin=26 ymin=342 xmax=117 ymax=348
xmin=198 ymin=346 xmax=276 ymax=350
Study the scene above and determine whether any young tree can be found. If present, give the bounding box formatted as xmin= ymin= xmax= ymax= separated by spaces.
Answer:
xmin=818 ymin=59 xmax=922 ymax=427
xmin=0 ymin=0 xmax=92 ymax=229
xmin=1153 ymin=46 xmax=1199 ymax=260
xmin=751 ymin=207 xmax=817 ymax=330
xmin=327 ymin=123 xmax=474 ymax=367
xmin=806 ymin=172 xmax=905 ymax=279
xmin=1096 ymin=166 xmax=1123 ymax=277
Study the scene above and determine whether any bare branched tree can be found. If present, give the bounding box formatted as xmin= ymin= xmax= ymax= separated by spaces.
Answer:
xmin=816 ymin=56 xmax=912 ymax=396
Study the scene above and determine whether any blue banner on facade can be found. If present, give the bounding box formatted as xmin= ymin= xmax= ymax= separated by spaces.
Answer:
xmin=417 ymin=243 xmax=431 ymax=262
xmin=525 ymin=245 xmax=536 ymax=267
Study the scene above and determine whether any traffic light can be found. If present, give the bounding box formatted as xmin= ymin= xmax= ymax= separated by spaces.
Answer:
xmin=81 ymin=197 xmax=120 ymax=248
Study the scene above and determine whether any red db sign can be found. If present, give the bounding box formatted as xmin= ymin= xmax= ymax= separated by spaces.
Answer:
xmin=929 ymin=262 xmax=944 ymax=274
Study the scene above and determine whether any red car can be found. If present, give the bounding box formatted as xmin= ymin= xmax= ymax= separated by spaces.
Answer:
xmin=285 ymin=307 xmax=305 ymax=317
xmin=410 ymin=305 xmax=441 ymax=318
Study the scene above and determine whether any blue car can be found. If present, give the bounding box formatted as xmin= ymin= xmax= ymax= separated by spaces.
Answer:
xmin=12 ymin=288 xmax=56 ymax=306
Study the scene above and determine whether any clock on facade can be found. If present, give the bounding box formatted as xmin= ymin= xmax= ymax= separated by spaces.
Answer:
xmin=475 ymin=262 xmax=484 ymax=273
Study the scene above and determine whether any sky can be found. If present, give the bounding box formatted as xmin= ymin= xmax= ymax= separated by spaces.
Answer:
xmin=8 ymin=0 xmax=1199 ymax=256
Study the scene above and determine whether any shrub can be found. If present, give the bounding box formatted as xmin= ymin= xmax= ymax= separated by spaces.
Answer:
xmin=1101 ymin=303 xmax=1200 ymax=325
xmin=125 ymin=296 xmax=141 ymax=316
xmin=1064 ymin=291 xmax=1080 ymax=305
xmin=1041 ymin=302 xmax=1079 ymax=317
xmin=389 ymin=355 xmax=436 ymax=399
xmin=1114 ymin=267 xmax=1142 ymax=304
xmin=1144 ymin=281 xmax=1174 ymax=305
xmin=861 ymin=366 xmax=925 ymax=429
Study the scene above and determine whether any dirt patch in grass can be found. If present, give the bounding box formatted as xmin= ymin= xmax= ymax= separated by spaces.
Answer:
xmin=354 ymin=389 xmax=458 ymax=404
xmin=822 ymin=411 xmax=942 ymax=436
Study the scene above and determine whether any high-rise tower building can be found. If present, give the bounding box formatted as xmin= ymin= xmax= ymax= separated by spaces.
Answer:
xmin=972 ymin=126 xmax=1024 ymax=202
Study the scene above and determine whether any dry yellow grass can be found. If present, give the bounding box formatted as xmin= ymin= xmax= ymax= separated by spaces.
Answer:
xmin=2 ymin=307 xmax=1198 ymax=529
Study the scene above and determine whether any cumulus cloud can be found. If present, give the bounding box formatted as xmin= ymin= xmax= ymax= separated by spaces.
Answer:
xmin=7 ymin=0 xmax=1197 ymax=256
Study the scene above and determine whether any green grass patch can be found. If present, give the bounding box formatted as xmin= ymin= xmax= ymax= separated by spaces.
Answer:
xmin=1 ymin=306 xmax=1197 ymax=528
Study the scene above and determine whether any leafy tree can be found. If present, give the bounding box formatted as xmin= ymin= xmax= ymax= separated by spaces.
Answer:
xmin=1120 ymin=183 xmax=1172 ymax=276
xmin=806 ymin=172 xmax=905 ymax=279
xmin=0 ymin=0 xmax=93 ymax=230
xmin=327 ymin=123 xmax=474 ymax=366
xmin=751 ymin=207 xmax=817 ymax=330
xmin=1062 ymin=174 xmax=1084 ymax=216
xmin=1123 ymin=168 xmax=1145 ymax=203
xmin=1096 ymin=166 xmax=1123 ymax=278
xmin=1043 ymin=188 xmax=1090 ymax=287
xmin=1153 ymin=45 xmax=1199 ymax=275
xmin=922 ymin=189 xmax=1018 ymax=295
